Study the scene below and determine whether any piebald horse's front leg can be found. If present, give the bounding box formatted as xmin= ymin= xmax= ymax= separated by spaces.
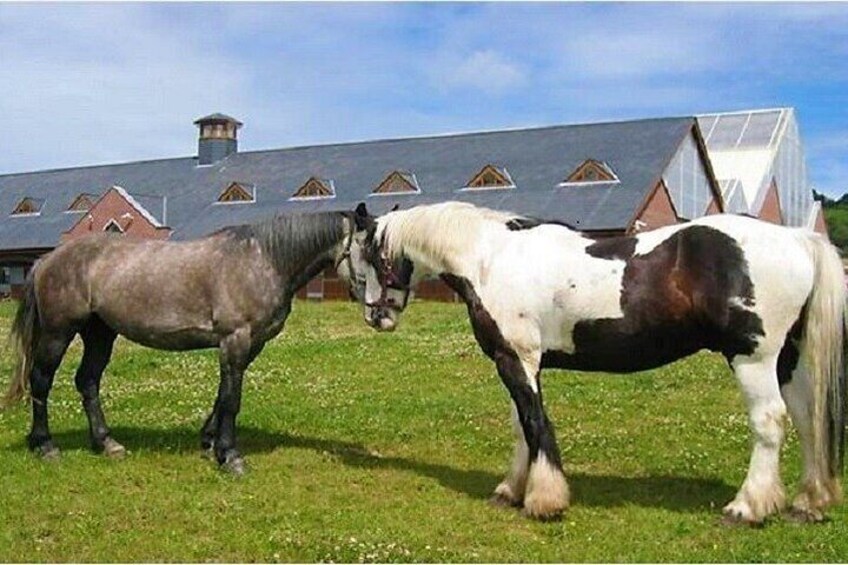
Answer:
xmin=492 ymin=351 xmax=569 ymax=520
xmin=490 ymin=402 xmax=529 ymax=508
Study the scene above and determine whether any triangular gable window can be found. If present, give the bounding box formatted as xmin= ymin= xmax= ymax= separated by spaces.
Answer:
xmin=217 ymin=182 xmax=255 ymax=203
xmin=67 ymin=193 xmax=96 ymax=212
xmin=291 ymin=177 xmax=335 ymax=200
xmin=463 ymin=164 xmax=514 ymax=190
xmin=563 ymin=159 xmax=617 ymax=184
xmin=11 ymin=197 xmax=43 ymax=216
xmin=372 ymin=171 xmax=420 ymax=195
xmin=103 ymin=219 xmax=124 ymax=233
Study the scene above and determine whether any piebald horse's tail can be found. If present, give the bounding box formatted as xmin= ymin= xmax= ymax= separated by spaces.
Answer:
xmin=3 ymin=270 xmax=39 ymax=407
xmin=801 ymin=232 xmax=846 ymax=497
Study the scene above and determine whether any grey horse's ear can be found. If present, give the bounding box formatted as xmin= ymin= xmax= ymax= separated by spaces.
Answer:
xmin=354 ymin=202 xmax=370 ymax=230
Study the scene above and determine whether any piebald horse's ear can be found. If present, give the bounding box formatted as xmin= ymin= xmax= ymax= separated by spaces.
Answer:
xmin=354 ymin=202 xmax=370 ymax=230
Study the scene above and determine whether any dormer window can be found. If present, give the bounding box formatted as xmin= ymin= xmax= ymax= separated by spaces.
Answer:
xmin=10 ymin=197 xmax=43 ymax=216
xmin=103 ymin=219 xmax=124 ymax=233
xmin=216 ymin=181 xmax=255 ymax=204
xmin=462 ymin=164 xmax=515 ymax=190
xmin=67 ymin=193 xmax=96 ymax=212
xmin=290 ymin=177 xmax=335 ymax=200
xmin=372 ymin=171 xmax=420 ymax=195
xmin=562 ymin=159 xmax=618 ymax=184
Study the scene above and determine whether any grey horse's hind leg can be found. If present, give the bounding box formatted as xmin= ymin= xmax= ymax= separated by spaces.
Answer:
xmin=75 ymin=316 xmax=123 ymax=457
xmin=27 ymin=331 xmax=74 ymax=459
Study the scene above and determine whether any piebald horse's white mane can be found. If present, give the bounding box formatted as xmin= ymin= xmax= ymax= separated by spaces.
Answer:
xmin=376 ymin=201 xmax=519 ymax=268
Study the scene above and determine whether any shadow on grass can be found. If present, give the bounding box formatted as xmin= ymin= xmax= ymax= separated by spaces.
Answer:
xmin=13 ymin=424 xmax=735 ymax=512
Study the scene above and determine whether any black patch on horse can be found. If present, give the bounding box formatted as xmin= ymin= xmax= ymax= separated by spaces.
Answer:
xmin=506 ymin=217 xmax=576 ymax=231
xmin=542 ymin=225 xmax=765 ymax=373
xmin=585 ymin=237 xmax=637 ymax=261
xmin=777 ymin=308 xmax=805 ymax=387
xmin=440 ymin=273 xmax=563 ymax=472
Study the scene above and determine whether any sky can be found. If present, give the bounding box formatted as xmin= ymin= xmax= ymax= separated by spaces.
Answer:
xmin=1 ymin=2 xmax=846 ymax=197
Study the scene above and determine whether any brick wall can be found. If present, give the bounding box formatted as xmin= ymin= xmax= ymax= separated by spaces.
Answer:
xmin=634 ymin=182 xmax=679 ymax=231
xmin=61 ymin=188 xmax=171 ymax=242
xmin=296 ymin=266 xmax=458 ymax=302
xmin=813 ymin=206 xmax=828 ymax=237
xmin=758 ymin=180 xmax=783 ymax=225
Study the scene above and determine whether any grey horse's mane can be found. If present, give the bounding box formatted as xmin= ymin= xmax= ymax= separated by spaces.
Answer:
xmin=217 ymin=211 xmax=349 ymax=277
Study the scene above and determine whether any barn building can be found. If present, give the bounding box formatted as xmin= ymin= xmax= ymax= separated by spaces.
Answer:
xmin=696 ymin=108 xmax=826 ymax=232
xmin=0 ymin=109 xmax=825 ymax=300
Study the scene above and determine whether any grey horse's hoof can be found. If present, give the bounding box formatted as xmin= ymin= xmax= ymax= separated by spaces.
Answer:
xmin=36 ymin=443 xmax=61 ymax=461
xmin=221 ymin=454 xmax=246 ymax=476
xmin=102 ymin=437 xmax=126 ymax=459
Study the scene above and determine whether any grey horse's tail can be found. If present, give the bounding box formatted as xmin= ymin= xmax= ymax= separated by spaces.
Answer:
xmin=4 ymin=271 xmax=39 ymax=407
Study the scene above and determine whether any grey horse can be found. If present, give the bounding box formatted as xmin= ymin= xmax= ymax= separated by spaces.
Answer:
xmin=4 ymin=206 xmax=372 ymax=473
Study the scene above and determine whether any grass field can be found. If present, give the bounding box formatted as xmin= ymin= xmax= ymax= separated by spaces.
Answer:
xmin=0 ymin=298 xmax=845 ymax=562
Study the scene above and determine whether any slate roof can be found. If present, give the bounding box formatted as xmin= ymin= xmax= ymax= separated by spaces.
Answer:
xmin=0 ymin=116 xmax=696 ymax=250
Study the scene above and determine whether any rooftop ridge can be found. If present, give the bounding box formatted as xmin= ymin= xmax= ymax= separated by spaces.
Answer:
xmin=0 ymin=154 xmax=196 ymax=180
xmin=0 ymin=115 xmax=694 ymax=179
xmin=235 ymin=115 xmax=694 ymax=157
xmin=697 ymin=107 xmax=790 ymax=118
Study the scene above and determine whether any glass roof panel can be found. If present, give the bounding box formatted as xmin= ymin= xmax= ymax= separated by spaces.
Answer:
xmin=707 ymin=114 xmax=749 ymax=150
xmin=738 ymin=111 xmax=781 ymax=148
xmin=696 ymin=115 xmax=718 ymax=139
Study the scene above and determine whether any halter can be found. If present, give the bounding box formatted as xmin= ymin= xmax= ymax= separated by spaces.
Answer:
xmin=367 ymin=245 xmax=411 ymax=312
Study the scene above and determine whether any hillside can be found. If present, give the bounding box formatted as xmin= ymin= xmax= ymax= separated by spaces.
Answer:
xmin=814 ymin=191 xmax=848 ymax=254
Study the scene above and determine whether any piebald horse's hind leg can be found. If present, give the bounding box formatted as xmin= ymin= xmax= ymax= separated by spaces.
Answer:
xmin=27 ymin=332 xmax=73 ymax=459
xmin=212 ymin=327 xmax=260 ymax=475
xmin=494 ymin=353 xmax=569 ymax=520
xmin=724 ymin=353 xmax=787 ymax=525
xmin=781 ymin=365 xmax=842 ymax=522
xmin=75 ymin=317 xmax=123 ymax=458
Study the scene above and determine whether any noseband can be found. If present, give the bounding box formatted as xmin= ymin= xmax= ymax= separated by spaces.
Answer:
xmin=367 ymin=248 xmax=411 ymax=312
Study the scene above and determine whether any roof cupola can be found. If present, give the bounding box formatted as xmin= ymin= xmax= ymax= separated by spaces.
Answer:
xmin=194 ymin=113 xmax=242 ymax=166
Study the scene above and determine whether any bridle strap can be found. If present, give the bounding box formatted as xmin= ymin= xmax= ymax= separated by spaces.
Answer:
xmin=334 ymin=214 xmax=357 ymax=275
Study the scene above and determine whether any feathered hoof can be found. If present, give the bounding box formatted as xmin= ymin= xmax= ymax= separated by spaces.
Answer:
xmin=489 ymin=492 xmax=521 ymax=509
xmin=721 ymin=513 xmax=766 ymax=529
xmin=720 ymin=508 xmax=765 ymax=529
xmin=102 ymin=438 xmax=126 ymax=459
xmin=521 ymin=505 xmax=564 ymax=522
xmin=784 ymin=507 xmax=828 ymax=524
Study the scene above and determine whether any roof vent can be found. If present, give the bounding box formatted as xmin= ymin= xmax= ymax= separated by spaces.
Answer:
xmin=194 ymin=113 xmax=243 ymax=166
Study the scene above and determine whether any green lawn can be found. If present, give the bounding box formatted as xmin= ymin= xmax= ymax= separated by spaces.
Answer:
xmin=0 ymin=299 xmax=845 ymax=562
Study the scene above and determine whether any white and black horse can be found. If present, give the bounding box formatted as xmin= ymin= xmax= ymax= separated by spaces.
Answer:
xmin=351 ymin=201 xmax=846 ymax=524
xmin=5 ymin=210 xmax=369 ymax=474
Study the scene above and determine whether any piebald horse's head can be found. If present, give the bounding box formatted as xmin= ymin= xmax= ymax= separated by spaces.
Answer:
xmin=348 ymin=203 xmax=414 ymax=332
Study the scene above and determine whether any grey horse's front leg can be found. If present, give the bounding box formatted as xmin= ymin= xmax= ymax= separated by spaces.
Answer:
xmin=212 ymin=327 xmax=255 ymax=475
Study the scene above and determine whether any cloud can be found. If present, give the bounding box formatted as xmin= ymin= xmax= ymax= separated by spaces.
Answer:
xmin=0 ymin=1 xmax=845 ymax=199
xmin=428 ymin=50 xmax=527 ymax=95
xmin=0 ymin=4 xmax=251 ymax=169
